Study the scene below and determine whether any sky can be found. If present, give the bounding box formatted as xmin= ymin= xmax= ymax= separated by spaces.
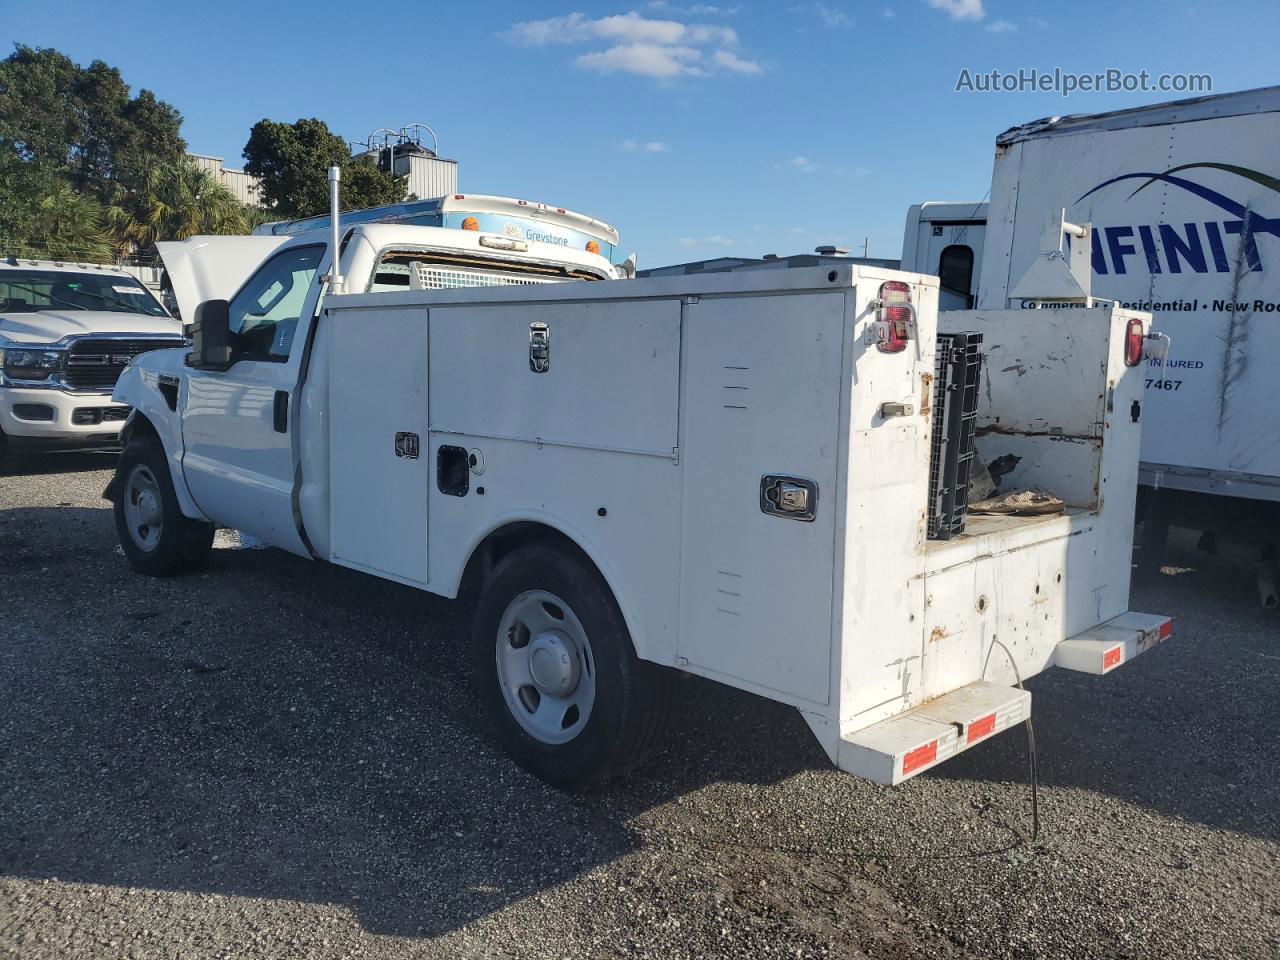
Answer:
xmin=4 ymin=0 xmax=1278 ymax=268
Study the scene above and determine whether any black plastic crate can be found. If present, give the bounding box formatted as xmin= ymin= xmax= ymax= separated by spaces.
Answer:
xmin=928 ymin=332 xmax=983 ymax=541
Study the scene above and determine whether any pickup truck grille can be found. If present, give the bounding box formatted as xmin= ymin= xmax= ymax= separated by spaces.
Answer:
xmin=410 ymin=263 xmax=564 ymax=290
xmin=64 ymin=338 xmax=182 ymax=391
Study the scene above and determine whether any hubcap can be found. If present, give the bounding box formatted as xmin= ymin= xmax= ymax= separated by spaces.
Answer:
xmin=495 ymin=590 xmax=595 ymax=745
xmin=122 ymin=464 xmax=163 ymax=552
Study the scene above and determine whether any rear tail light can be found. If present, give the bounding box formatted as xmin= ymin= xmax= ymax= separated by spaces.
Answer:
xmin=1125 ymin=317 xmax=1145 ymax=367
xmin=876 ymin=281 xmax=913 ymax=354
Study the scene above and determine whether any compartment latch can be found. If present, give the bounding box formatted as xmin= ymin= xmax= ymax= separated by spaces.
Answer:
xmin=529 ymin=322 xmax=550 ymax=373
xmin=760 ymin=475 xmax=818 ymax=522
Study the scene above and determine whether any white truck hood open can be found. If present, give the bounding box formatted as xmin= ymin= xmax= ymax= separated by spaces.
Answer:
xmin=0 ymin=309 xmax=183 ymax=345
xmin=156 ymin=235 xmax=289 ymax=323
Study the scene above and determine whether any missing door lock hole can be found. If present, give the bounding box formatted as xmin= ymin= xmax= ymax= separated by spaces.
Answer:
xmin=437 ymin=445 xmax=470 ymax=497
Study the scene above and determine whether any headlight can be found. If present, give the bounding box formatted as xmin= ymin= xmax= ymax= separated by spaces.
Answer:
xmin=0 ymin=347 xmax=65 ymax=382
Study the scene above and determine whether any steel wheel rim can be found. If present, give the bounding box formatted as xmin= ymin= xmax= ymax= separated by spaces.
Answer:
xmin=123 ymin=464 xmax=163 ymax=552
xmin=495 ymin=589 xmax=596 ymax=745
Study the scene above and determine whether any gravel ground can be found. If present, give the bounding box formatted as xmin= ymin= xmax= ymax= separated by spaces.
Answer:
xmin=1 ymin=452 xmax=1277 ymax=959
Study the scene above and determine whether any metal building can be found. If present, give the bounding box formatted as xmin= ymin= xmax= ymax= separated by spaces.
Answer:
xmin=187 ymin=153 xmax=264 ymax=206
xmin=361 ymin=143 xmax=458 ymax=200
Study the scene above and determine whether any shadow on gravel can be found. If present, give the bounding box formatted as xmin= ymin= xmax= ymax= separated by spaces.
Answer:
xmin=0 ymin=449 xmax=119 ymax=478
xmin=2 ymin=502 xmax=1276 ymax=941
xmin=0 ymin=503 xmax=826 ymax=939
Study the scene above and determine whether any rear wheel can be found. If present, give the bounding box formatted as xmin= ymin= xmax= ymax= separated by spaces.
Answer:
xmin=113 ymin=436 xmax=214 ymax=576
xmin=472 ymin=542 xmax=671 ymax=790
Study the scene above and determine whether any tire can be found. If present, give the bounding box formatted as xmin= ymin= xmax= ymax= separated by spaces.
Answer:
xmin=471 ymin=541 xmax=671 ymax=791
xmin=112 ymin=435 xmax=214 ymax=576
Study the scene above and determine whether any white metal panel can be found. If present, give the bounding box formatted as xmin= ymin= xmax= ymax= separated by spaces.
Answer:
xmin=978 ymin=108 xmax=1280 ymax=488
xmin=428 ymin=299 xmax=680 ymax=457
xmin=837 ymin=275 xmax=938 ymax=729
xmin=953 ymin=308 xmax=1114 ymax=508
xmin=155 ymin=236 xmax=289 ymax=322
xmin=327 ymin=307 xmax=430 ymax=586
xmin=676 ymin=291 xmax=847 ymax=706
xmin=424 ymin=436 xmax=683 ymax=665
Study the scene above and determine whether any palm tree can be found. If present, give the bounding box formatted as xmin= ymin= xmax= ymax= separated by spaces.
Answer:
xmin=33 ymin=178 xmax=115 ymax=261
xmin=112 ymin=158 xmax=249 ymax=250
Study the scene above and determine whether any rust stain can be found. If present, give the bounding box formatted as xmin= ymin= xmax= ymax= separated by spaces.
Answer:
xmin=920 ymin=372 xmax=933 ymax=420
xmin=975 ymin=423 xmax=1096 ymax=442
xmin=929 ymin=625 xmax=948 ymax=643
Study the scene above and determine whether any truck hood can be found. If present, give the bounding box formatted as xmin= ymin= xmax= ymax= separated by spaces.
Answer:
xmin=156 ymin=235 xmax=289 ymax=323
xmin=0 ymin=310 xmax=184 ymax=346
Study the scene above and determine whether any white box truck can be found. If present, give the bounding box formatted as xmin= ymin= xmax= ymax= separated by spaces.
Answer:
xmin=105 ymin=213 xmax=1170 ymax=789
xmin=903 ymin=86 xmax=1280 ymax=603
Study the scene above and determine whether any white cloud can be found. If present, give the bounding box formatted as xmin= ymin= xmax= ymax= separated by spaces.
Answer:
xmin=649 ymin=1 xmax=742 ymax=14
xmin=882 ymin=7 xmax=896 ymax=18
xmin=926 ymin=0 xmax=985 ymax=21
xmin=506 ymin=10 xmax=760 ymax=79
xmin=985 ymin=18 xmax=1017 ymax=32
xmin=783 ymin=155 xmax=820 ymax=174
xmin=619 ymin=138 xmax=672 ymax=152
xmin=713 ymin=48 xmax=764 ymax=73
xmin=579 ymin=43 xmax=704 ymax=77
xmin=813 ymin=3 xmax=852 ymax=27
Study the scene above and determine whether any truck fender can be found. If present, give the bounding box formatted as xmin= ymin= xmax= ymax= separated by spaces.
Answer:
xmin=110 ymin=364 xmax=208 ymax=522
xmin=451 ymin=511 xmax=658 ymax=665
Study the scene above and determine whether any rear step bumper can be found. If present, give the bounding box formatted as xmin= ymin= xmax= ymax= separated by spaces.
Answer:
xmin=1054 ymin=611 xmax=1173 ymax=675
xmin=837 ymin=611 xmax=1173 ymax=786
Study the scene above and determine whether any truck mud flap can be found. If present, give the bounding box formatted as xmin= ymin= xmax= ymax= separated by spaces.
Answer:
xmin=837 ymin=681 xmax=1031 ymax=786
xmin=1054 ymin=611 xmax=1173 ymax=675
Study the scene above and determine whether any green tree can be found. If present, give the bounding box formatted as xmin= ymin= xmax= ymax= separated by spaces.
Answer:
xmin=111 ymin=158 xmax=248 ymax=249
xmin=0 ymin=152 xmax=113 ymax=261
xmin=0 ymin=44 xmax=185 ymax=200
xmin=243 ymin=117 xmax=404 ymax=218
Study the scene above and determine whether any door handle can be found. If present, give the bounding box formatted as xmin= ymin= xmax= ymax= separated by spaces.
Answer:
xmin=273 ymin=390 xmax=289 ymax=433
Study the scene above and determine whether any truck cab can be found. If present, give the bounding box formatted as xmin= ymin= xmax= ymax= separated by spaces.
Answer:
xmin=900 ymin=202 xmax=988 ymax=311
xmin=0 ymin=258 xmax=185 ymax=466
xmin=111 ymin=206 xmax=622 ymax=558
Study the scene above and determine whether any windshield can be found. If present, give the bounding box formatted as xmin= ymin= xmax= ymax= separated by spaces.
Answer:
xmin=0 ymin=270 xmax=169 ymax=317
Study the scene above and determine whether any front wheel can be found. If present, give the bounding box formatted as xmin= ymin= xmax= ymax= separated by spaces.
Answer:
xmin=472 ymin=542 xmax=671 ymax=790
xmin=113 ymin=436 xmax=214 ymax=576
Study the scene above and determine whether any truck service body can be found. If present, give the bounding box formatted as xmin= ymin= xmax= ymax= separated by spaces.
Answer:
xmin=0 ymin=258 xmax=185 ymax=462
xmin=110 ymin=212 xmax=1169 ymax=788
xmin=903 ymin=86 xmax=1280 ymax=599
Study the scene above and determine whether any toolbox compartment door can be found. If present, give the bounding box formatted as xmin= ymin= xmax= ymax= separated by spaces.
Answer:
xmin=676 ymin=291 xmax=847 ymax=707
xmin=428 ymin=298 xmax=681 ymax=456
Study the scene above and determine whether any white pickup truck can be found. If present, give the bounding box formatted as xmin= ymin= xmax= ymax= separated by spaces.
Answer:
xmin=0 ymin=258 xmax=184 ymax=465
xmin=107 ymin=202 xmax=1172 ymax=790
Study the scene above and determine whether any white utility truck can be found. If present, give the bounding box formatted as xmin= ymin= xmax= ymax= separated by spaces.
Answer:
xmin=0 ymin=257 xmax=185 ymax=466
xmin=107 ymin=189 xmax=1171 ymax=788
xmin=903 ymin=86 xmax=1280 ymax=603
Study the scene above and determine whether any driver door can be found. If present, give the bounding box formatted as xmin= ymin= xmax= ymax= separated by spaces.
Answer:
xmin=180 ymin=243 xmax=326 ymax=553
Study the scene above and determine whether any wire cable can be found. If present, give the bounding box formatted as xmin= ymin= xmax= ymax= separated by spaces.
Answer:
xmin=982 ymin=636 xmax=1041 ymax=846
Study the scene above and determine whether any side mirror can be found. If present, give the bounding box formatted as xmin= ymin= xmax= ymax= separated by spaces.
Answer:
xmin=187 ymin=299 xmax=234 ymax=370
